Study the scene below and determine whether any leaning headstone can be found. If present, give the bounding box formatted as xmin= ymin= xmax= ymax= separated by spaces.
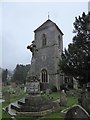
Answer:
xmin=78 ymin=87 xmax=89 ymax=112
xmin=64 ymin=105 xmax=90 ymax=120
xmin=81 ymin=91 xmax=88 ymax=111
xmin=60 ymin=90 xmax=67 ymax=106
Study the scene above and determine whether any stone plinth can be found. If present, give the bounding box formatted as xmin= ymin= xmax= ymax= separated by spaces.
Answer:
xmin=26 ymin=81 xmax=40 ymax=94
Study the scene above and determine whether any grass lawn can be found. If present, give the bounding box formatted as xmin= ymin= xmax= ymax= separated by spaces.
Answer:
xmin=1 ymin=110 xmax=11 ymax=120
xmin=15 ymin=117 xmax=36 ymax=120
xmin=2 ymin=85 xmax=27 ymax=119
xmin=47 ymin=92 xmax=60 ymax=100
xmin=2 ymin=86 xmax=27 ymax=108
xmin=67 ymin=96 xmax=78 ymax=107
xmin=15 ymin=114 xmax=38 ymax=120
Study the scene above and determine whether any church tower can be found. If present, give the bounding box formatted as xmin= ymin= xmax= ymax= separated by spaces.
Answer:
xmin=27 ymin=19 xmax=64 ymax=90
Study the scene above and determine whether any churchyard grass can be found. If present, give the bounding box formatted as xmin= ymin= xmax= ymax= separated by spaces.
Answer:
xmin=15 ymin=115 xmax=38 ymax=120
xmin=42 ymin=91 xmax=60 ymax=101
xmin=67 ymin=96 xmax=78 ymax=107
xmin=2 ymin=110 xmax=11 ymax=120
xmin=2 ymin=85 xmax=27 ymax=107
xmin=2 ymin=85 xmax=27 ymax=119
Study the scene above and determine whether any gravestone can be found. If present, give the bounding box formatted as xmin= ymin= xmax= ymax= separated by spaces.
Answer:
xmin=78 ymin=86 xmax=90 ymax=112
xmin=73 ymin=78 xmax=78 ymax=89
xmin=64 ymin=105 xmax=90 ymax=120
xmin=60 ymin=90 xmax=67 ymax=106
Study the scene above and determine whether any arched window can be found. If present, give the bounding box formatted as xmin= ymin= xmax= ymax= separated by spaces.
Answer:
xmin=41 ymin=69 xmax=48 ymax=83
xmin=42 ymin=34 xmax=46 ymax=47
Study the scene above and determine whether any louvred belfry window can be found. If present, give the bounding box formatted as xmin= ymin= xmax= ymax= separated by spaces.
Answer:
xmin=42 ymin=34 xmax=46 ymax=47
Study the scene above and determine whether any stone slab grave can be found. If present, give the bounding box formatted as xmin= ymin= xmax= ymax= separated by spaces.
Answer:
xmin=64 ymin=105 xmax=90 ymax=120
xmin=3 ymin=98 xmax=25 ymax=116
xmin=8 ymin=95 xmax=60 ymax=117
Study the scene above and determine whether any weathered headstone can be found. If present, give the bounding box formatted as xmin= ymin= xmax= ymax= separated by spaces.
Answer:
xmin=60 ymin=90 xmax=67 ymax=106
xmin=64 ymin=105 xmax=90 ymax=120
xmin=73 ymin=78 xmax=78 ymax=89
xmin=78 ymin=86 xmax=89 ymax=112
xmin=46 ymin=89 xmax=52 ymax=94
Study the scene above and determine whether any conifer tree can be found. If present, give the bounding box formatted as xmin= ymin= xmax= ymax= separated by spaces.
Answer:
xmin=60 ymin=12 xmax=90 ymax=86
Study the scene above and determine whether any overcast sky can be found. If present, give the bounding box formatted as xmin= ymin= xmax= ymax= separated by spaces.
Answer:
xmin=0 ymin=2 xmax=88 ymax=70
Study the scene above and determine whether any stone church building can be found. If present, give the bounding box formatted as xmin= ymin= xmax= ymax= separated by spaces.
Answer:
xmin=27 ymin=19 xmax=65 ymax=90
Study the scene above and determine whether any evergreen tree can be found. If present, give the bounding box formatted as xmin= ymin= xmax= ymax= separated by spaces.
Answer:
xmin=59 ymin=12 xmax=90 ymax=86
xmin=2 ymin=69 xmax=8 ymax=83
xmin=12 ymin=64 xmax=30 ymax=84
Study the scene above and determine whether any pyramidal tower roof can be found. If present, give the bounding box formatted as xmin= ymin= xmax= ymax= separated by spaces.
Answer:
xmin=34 ymin=19 xmax=64 ymax=35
